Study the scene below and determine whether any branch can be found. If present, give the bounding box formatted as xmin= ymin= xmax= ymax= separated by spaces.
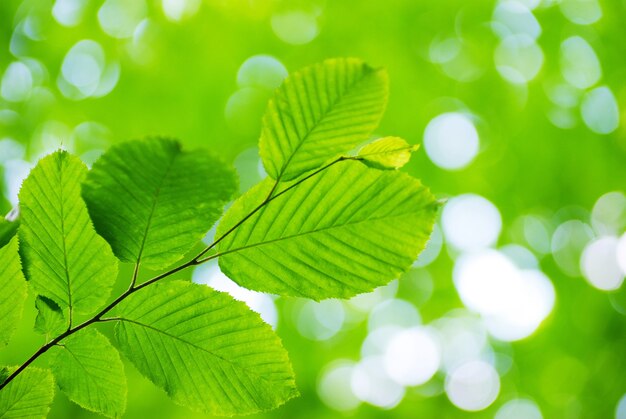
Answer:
xmin=0 ymin=155 xmax=351 ymax=391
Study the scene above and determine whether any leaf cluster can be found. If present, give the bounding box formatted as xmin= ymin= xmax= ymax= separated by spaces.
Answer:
xmin=0 ymin=58 xmax=437 ymax=418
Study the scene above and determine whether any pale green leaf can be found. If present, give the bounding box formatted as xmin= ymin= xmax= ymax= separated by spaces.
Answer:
xmin=51 ymin=329 xmax=126 ymax=418
xmin=0 ymin=238 xmax=27 ymax=348
xmin=0 ymin=218 xmax=19 ymax=249
xmin=82 ymin=138 xmax=238 ymax=270
xmin=358 ymin=136 xmax=419 ymax=170
xmin=260 ymin=57 xmax=388 ymax=181
xmin=113 ymin=280 xmax=298 ymax=415
xmin=217 ymin=160 xmax=438 ymax=300
xmin=18 ymin=151 xmax=118 ymax=316
xmin=0 ymin=367 xmax=55 ymax=418
xmin=34 ymin=296 xmax=67 ymax=337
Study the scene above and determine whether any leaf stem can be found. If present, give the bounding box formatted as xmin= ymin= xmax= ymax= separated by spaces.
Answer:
xmin=130 ymin=263 xmax=140 ymax=288
xmin=0 ymin=156 xmax=351 ymax=391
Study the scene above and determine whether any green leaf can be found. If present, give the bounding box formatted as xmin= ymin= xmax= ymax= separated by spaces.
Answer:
xmin=82 ymin=138 xmax=238 ymax=270
xmin=34 ymin=296 xmax=67 ymax=337
xmin=0 ymin=367 xmax=8 ymax=384
xmin=0 ymin=217 xmax=19 ymax=249
xmin=0 ymin=238 xmax=27 ymax=348
xmin=0 ymin=367 xmax=55 ymax=418
xmin=113 ymin=281 xmax=298 ymax=415
xmin=18 ymin=151 xmax=118 ymax=316
xmin=51 ymin=329 xmax=126 ymax=418
xmin=358 ymin=136 xmax=419 ymax=170
xmin=217 ymin=160 xmax=438 ymax=300
xmin=260 ymin=57 xmax=388 ymax=182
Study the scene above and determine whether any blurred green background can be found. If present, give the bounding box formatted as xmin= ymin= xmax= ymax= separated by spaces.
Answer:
xmin=1 ymin=0 xmax=626 ymax=417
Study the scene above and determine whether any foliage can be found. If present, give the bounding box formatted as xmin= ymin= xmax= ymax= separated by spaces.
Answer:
xmin=0 ymin=58 xmax=435 ymax=418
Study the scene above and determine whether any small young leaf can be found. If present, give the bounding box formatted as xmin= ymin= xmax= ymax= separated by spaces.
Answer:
xmin=358 ymin=136 xmax=419 ymax=170
xmin=51 ymin=329 xmax=126 ymax=418
xmin=113 ymin=281 xmax=298 ymax=415
xmin=19 ymin=151 xmax=118 ymax=316
xmin=260 ymin=57 xmax=388 ymax=181
xmin=0 ymin=238 xmax=27 ymax=348
xmin=217 ymin=160 xmax=438 ymax=300
xmin=82 ymin=138 xmax=238 ymax=270
xmin=0 ymin=367 xmax=55 ymax=418
xmin=0 ymin=217 xmax=19 ymax=249
xmin=34 ymin=296 xmax=67 ymax=337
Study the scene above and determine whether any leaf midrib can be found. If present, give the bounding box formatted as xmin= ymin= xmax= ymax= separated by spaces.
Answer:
xmin=0 ymin=371 xmax=47 ymax=418
xmin=117 ymin=318 xmax=283 ymax=388
xmin=221 ymin=205 xmax=433 ymax=257
xmin=60 ymin=345 xmax=118 ymax=415
xmin=134 ymin=153 xmax=178 ymax=265
xmin=57 ymin=158 xmax=73 ymax=318
xmin=275 ymin=65 xmax=376 ymax=180
xmin=358 ymin=145 xmax=415 ymax=158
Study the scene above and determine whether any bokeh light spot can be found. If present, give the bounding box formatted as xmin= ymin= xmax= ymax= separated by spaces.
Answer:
xmin=581 ymin=237 xmax=624 ymax=291
xmin=592 ymin=192 xmax=626 ymax=235
xmin=618 ymin=233 xmax=626 ymax=276
xmin=552 ymin=220 xmax=594 ymax=277
xmin=225 ymin=87 xmax=271 ymax=137
xmin=429 ymin=37 xmax=462 ymax=64
xmin=237 ymin=55 xmax=288 ymax=90
xmin=445 ymin=360 xmax=500 ymax=411
xmin=0 ymin=139 xmax=25 ymax=164
xmin=496 ymin=398 xmax=543 ymax=419
xmin=192 ymin=263 xmax=278 ymax=328
xmin=3 ymin=159 xmax=33 ymax=206
xmin=442 ymin=194 xmax=502 ymax=252
xmin=454 ymin=250 xmax=555 ymax=341
xmin=352 ymin=356 xmax=405 ymax=409
xmin=560 ymin=36 xmax=601 ymax=89
xmin=383 ymin=327 xmax=441 ymax=386
xmin=368 ymin=298 xmax=420 ymax=331
xmin=414 ymin=223 xmax=443 ymax=267
xmin=434 ymin=311 xmax=489 ymax=372
xmin=162 ymin=0 xmax=201 ymax=22
xmin=297 ymin=300 xmax=345 ymax=341
xmin=98 ymin=0 xmax=147 ymax=38
xmin=271 ymin=11 xmax=319 ymax=45
xmin=616 ymin=393 xmax=626 ymax=419
xmin=492 ymin=1 xmax=541 ymax=40
xmin=581 ymin=86 xmax=619 ymax=134
xmin=560 ymin=0 xmax=602 ymax=25
xmin=423 ymin=112 xmax=480 ymax=170
xmin=495 ymin=35 xmax=544 ymax=84
xmin=59 ymin=40 xmax=115 ymax=100
xmin=1 ymin=62 xmax=33 ymax=102
xmin=500 ymin=244 xmax=538 ymax=269
xmin=52 ymin=0 xmax=88 ymax=27
xmin=317 ymin=360 xmax=360 ymax=411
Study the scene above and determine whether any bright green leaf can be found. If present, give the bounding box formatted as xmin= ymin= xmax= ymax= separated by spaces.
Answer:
xmin=82 ymin=138 xmax=238 ymax=270
xmin=18 ymin=151 xmax=118 ymax=316
xmin=0 ymin=217 xmax=19 ymax=249
xmin=51 ymin=329 xmax=126 ymax=418
xmin=0 ymin=368 xmax=8 ymax=384
xmin=0 ymin=238 xmax=27 ymax=348
xmin=34 ymin=296 xmax=67 ymax=338
xmin=217 ymin=160 xmax=438 ymax=300
xmin=113 ymin=281 xmax=298 ymax=415
xmin=0 ymin=367 xmax=55 ymax=418
xmin=260 ymin=57 xmax=388 ymax=181
xmin=358 ymin=136 xmax=419 ymax=170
